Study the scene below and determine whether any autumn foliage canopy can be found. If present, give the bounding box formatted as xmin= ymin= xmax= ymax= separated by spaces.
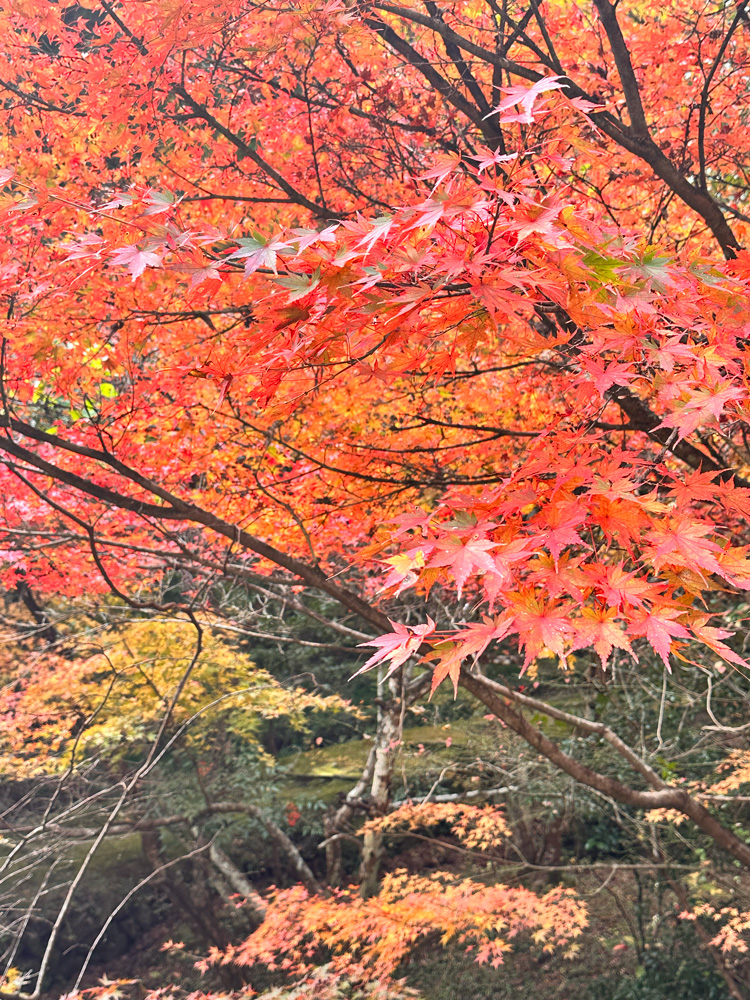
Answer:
xmin=2 ymin=0 xmax=750 ymax=994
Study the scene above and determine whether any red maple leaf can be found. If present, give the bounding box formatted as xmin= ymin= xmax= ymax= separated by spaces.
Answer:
xmin=585 ymin=563 xmax=661 ymax=610
xmin=109 ymin=244 xmax=163 ymax=280
xmin=429 ymin=615 xmax=513 ymax=695
xmin=628 ymin=607 xmax=690 ymax=670
xmin=667 ymin=469 xmax=721 ymax=507
xmin=531 ymin=502 xmax=587 ymax=566
xmin=489 ymin=76 xmax=564 ymax=124
xmin=353 ymin=618 xmax=436 ymax=678
xmin=527 ymin=552 xmax=587 ymax=602
xmin=691 ymin=619 xmax=750 ymax=671
xmin=428 ymin=533 xmax=498 ymax=597
xmin=483 ymin=537 xmax=536 ymax=606
xmin=659 ymin=383 xmax=743 ymax=440
xmin=645 ymin=517 xmax=723 ymax=578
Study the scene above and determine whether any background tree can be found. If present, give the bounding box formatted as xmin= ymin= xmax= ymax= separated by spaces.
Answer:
xmin=1 ymin=0 xmax=750 ymax=997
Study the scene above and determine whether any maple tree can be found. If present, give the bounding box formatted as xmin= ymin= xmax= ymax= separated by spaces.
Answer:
xmin=0 ymin=618 xmax=347 ymax=777
xmin=2 ymin=0 xmax=750 ymax=995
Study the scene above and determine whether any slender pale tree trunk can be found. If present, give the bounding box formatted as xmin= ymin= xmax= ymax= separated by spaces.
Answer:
xmin=358 ymin=683 xmax=403 ymax=897
xmin=324 ymin=668 xmax=428 ymax=890
xmin=324 ymin=743 xmax=376 ymax=886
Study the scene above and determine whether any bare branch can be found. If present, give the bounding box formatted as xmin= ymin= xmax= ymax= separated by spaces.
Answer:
xmin=460 ymin=671 xmax=750 ymax=870
xmin=173 ymin=85 xmax=327 ymax=218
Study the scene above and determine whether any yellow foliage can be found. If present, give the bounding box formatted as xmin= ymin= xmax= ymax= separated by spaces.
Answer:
xmin=0 ymin=619 xmax=348 ymax=775
xmin=361 ymin=801 xmax=510 ymax=851
xmin=681 ymin=903 xmax=750 ymax=954
xmin=705 ymin=749 xmax=750 ymax=796
xmin=0 ymin=969 xmax=27 ymax=992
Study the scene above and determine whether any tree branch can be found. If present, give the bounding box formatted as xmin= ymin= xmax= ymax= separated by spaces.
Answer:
xmin=424 ymin=1 xmax=492 ymax=115
xmin=591 ymin=0 xmax=649 ymax=136
xmin=459 ymin=671 xmax=750 ymax=870
xmin=173 ymin=85 xmax=327 ymax=218
xmin=697 ymin=1 xmax=748 ymax=191
xmin=0 ymin=419 xmax=393 ymax=635
xmin=363 ymin=15 xmax=489 ymax=133
xmin=369 ymin=2 xmax=742 ymax=258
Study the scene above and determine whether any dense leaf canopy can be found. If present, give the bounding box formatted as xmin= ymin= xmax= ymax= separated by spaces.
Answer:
xmin=2 ymin=0 xmax=750 ymax=996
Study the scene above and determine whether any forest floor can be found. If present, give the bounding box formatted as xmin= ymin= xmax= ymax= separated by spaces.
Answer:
xmin=66 ymin=711 xmax=739 ymax=1000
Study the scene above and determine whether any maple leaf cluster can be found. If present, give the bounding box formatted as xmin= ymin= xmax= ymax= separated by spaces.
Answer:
xmin=1 ymin=0 xmax=750 ymax=993
xmin=225 ymin=871 xmax=586 ymax=978
xmin=3 ymin=137 xmax=750 ymax=693
xmin=369 ymin=458 xmax=750 ymax=691
xmin=360 ymin=801 xmax=510 ymax=852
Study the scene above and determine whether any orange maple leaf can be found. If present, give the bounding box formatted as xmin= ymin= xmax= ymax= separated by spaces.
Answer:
xmin=571 ymin=606 xmax=634 ymax=669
